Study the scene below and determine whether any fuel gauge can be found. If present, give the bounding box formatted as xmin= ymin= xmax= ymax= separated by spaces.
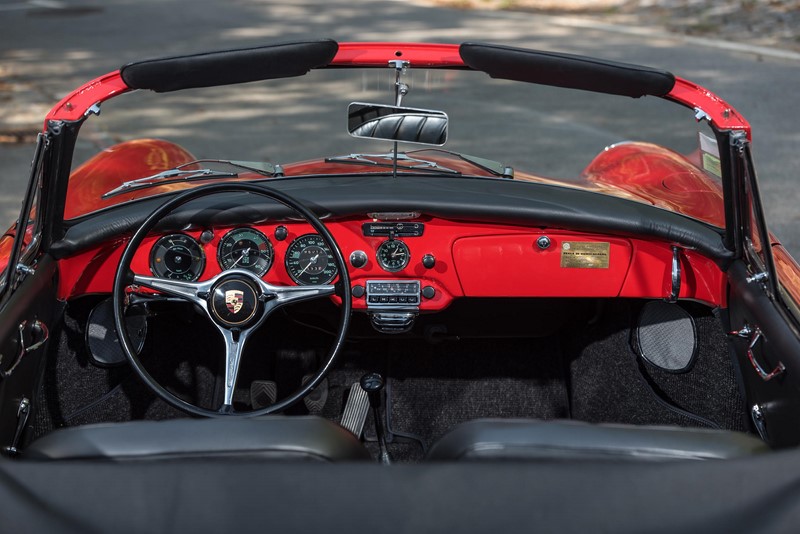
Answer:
xmin=150 ymin=234 xmax=206 ymax=281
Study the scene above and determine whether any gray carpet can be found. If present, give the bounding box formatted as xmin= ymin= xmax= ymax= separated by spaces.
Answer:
xmin=34 ymin=297 xmax=750 ymax=462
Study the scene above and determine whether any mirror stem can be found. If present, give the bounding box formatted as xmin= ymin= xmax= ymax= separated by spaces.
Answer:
xmin=395 ymin=83 xmax=408 ymax=106
xmin=390 ymin=59 xmax=410 ymax=106
xmin=392 ymin=142 xmax=399 ymax=179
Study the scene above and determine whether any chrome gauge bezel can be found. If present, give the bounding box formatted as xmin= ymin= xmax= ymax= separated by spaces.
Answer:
xmin=149 ymin=233 xmax=206 ymax=281
xmin=217 ymin=227 xmax=274 ymax=276
xmin=285 ymin=233 xmax=338 ymax=285
xmin=376 ymin=239 xmax=410 ymax=272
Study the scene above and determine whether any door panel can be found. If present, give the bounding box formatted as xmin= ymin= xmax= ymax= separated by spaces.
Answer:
xmin=727 ymin=260 xmax=800 ymax=447
xmin=0 ymin=255 xmax=58 ymax=452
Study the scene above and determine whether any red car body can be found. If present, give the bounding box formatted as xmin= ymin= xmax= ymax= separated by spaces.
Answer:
xmin=4 ymin=43 xmax=795 ymax=307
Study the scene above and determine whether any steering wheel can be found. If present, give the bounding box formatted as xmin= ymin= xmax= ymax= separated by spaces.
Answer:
xmin=112 ymin=183 xmax=351 ymax=417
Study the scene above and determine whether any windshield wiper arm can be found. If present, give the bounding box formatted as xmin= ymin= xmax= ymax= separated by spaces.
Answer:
xmin=189 ymin=159 xmax=283 ymax=177
xmin=102 ymin=168 xmax=238 ymax=199
xmin=101 ymin=159 xmax=283 ymax=199
xmin=325 ymin=152 xmax=460 ymax=175
xmin=451 ymin=152 xmax=514 ymax=178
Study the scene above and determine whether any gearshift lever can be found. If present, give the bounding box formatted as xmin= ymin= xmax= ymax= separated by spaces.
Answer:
xmin=360 ymin=372 xmax=391 ymax=465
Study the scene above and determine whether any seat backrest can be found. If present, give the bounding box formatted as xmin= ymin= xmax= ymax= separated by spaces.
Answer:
xmin=426 ymin=419 xmax=769 ymax=461
xmin=23 ymin=416 xmax=371 ymax=462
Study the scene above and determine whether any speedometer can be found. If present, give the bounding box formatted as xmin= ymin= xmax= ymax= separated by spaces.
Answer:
xmin=150 ymin=234 xmax=205 ymax=281
xmin=217 ymin=227 xmax=273 ymax=276
xmin=285 ymin=234 xmax=337 ymax=285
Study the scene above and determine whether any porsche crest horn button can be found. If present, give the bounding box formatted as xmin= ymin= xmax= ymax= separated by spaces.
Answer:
xmin=225 ymin=290 xmax=244 ymax=314
xmin=210 ymin=278 xmax=260 ymax=327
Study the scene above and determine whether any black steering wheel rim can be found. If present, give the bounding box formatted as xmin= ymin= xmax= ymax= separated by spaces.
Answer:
xmin=112 ymin=182 xmax=352 ymax=417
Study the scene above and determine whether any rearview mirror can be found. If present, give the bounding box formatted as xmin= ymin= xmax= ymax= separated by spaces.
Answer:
xmin=347 ymin=102 xmax=448 ymax=146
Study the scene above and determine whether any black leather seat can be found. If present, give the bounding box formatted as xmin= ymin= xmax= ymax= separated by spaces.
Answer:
xmin=426 ymin=419 xmax=769 ymax=461
xmin=23 ymin=416 xmax=371 ymax=462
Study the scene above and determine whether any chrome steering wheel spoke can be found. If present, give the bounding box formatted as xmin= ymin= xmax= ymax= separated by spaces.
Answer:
xmin=258 ymin=280 xmax=336 ymax=315
xmin=218 ymin=327 xmax=251 ymax=412
xmin=132 ymin=274 xmax=214 ymax=308
xmin=133 ymin=269 xmax=335 ymax=413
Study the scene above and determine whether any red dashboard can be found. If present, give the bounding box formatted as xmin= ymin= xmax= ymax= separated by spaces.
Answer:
xmin=57 ymin=215 xmax=726 ymax=308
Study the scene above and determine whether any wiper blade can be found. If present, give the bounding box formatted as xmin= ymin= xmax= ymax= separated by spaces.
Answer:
xmin=102 ymin=168 xmax=237 ymax=199
xmin=192 ymin=159 xmax=283 ymax=177
xmin=325 ymin=152 xmax=461 ymax=175
xmin=451 ymin=152 xmax=514 ymax=178
xmin=401 ymin=149 xmax=513 ymax=178
xmin=101 ymin=159 xmax=283 ymax=199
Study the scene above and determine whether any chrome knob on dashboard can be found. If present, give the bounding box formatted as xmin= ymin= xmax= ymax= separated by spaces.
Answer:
xmin=536 ymin=236 xmax=551 ymax=250
xmin=350 ymin=250 xmax=368 ymax=268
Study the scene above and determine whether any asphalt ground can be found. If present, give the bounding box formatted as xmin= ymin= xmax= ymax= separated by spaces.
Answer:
xmin=1 ymin=0 xmax=798 ymax=256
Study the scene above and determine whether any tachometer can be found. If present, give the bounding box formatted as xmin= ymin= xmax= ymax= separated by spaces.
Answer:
xmin=285 ymin=234 xmax=337 ymax=285
xmin=217 ymin=227 xmax=273 ymax=276
xmin=150 ymin=234 xmax=205 ymax=281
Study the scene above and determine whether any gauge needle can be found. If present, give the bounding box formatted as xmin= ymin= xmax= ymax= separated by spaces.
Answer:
xmin=391 ymin=248 xmax=404 ymax=257
xmin=297 ymin=254 xmax=319 ymax=276
xmin=230 ymin=247 xmax=251 ymax=268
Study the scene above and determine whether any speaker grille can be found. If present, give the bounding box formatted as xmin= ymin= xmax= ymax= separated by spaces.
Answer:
xmin=637 ymin=301 xmax=696 ymax=372
xmin=86 ymin=298 xmax=147 ymax=367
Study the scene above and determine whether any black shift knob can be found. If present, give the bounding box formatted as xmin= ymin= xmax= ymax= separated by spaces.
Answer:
xmin=360 ymin=373 xmax=385 ymax=394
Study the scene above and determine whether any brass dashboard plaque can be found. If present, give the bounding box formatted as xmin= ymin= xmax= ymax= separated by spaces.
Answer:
xmin=560 ymin=241 xmax=610 ymax=269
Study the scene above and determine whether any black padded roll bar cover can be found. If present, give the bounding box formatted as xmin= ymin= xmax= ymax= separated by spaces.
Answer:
xmin=460 ymin=42 xmax=676 ymax=98
xmin=120 ymin=39 xmax=339 ymax=92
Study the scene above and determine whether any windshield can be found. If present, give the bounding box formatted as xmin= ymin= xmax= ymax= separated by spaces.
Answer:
xmin=67 ymin=66 xmax=723 ymax=225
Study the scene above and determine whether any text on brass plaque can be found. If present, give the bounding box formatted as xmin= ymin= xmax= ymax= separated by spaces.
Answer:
xmin=560 ymin=241 xmax=610 ymax=269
